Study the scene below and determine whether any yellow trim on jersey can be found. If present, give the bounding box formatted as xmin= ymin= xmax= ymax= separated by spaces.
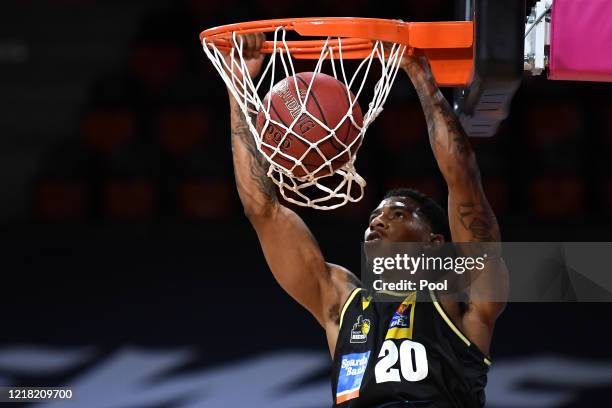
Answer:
xmin=339 ymin=287 xmax=361 ymax=329
xmin=429 ymin=290 xmax=493 ymax=366
xmin=385 ymin=327 xmax=412 ymax=340
xmin=429 ymin=290 xmax=471 ymax=346
xmin=362 ymin=295 xmax=372 ymax=311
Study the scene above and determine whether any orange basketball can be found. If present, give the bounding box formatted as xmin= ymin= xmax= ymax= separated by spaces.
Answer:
xmin=256 ymin=72 xmax=363 ymax=178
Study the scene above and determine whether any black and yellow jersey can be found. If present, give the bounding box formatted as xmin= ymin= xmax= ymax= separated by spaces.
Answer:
xmin=331 ymin=288 xmax=491 ymax=408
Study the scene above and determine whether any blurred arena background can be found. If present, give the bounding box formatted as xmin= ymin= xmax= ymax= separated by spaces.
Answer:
xmin=1 ymin=0 xmax=612 ymax=407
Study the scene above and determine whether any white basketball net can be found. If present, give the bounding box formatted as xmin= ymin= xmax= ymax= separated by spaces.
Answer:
xmin=202 ymin=27 xmax=405 ymax=210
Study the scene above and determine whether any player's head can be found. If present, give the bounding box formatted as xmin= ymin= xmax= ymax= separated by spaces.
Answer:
xmin=364 ymin=188 xmax=450 ymax=244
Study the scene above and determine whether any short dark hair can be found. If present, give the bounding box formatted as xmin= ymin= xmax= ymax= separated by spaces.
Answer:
xmin=383 ymin=188 xmax=451 ymax=242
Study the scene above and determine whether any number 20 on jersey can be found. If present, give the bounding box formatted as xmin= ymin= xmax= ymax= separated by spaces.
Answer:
xmin=374 ymin=339 xmax=428 ymax=383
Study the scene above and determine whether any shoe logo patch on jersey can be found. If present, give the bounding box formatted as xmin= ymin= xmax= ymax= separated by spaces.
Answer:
xmin=336 ymin=351 xmax=371 ymax=404
xmin=350 ymin=315 xmax=371 ymax=344
xmin=386 ymin=293 xmax=416 ymax=340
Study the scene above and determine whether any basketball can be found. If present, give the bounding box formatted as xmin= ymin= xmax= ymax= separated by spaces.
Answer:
xmin=255 ymin=72 xmax=363 ymax=178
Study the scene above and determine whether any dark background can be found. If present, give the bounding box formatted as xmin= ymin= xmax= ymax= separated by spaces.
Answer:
xmin=1 ymin=0 xmax=612 ymax=407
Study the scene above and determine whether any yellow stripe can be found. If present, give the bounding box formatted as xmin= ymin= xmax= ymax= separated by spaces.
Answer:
xmin=385 ymin=327 xmax=413 ymax=340
xmin=429 ymin=290 xmax=493 ymax=366
xmin=429 ymin=290 xmax=471 ymax=346
xmin=362 ymin=295 xmax=372 ymax=311
xmin=339 ymin=288 xmax=361 ymax=329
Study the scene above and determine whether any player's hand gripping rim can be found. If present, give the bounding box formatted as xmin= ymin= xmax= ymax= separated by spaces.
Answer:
xmin=222 ymin=32 xmax=266 ymax=82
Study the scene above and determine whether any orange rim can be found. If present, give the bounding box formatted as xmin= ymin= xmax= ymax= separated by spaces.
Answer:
xmin=200 ymin=17 xmax=474 ymax=86
xmin=212 ymin=37 xmax=374 ymax=58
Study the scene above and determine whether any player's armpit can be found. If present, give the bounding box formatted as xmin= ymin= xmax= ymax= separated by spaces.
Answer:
xmin=325 ymin=263 xmax=361 ymax=325
xmin=460 ymin=256 xmax=508 ymax=355
xmin=324 ymin=263 xmax=361 ymax=355
xmin=463 ymin=256 xmax=509 ymax=324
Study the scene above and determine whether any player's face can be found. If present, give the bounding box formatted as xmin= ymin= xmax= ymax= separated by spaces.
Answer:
xmin=364 ymin=196 xmax=434 ymax=243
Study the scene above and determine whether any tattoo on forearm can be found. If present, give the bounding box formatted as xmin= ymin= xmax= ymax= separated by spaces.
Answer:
xmin=231 ymin=104 xmax=277 ymax=202
xmin=408 ymin=64 xmax=499 ymax=244
xmin=433 ymin=98 xmax=471 ymax=156
xmin=451 ymin=131 xmax=469 ymax=156
xmin=409 ymin=67 xmax=472 ymax=158
xmin=457 ymin=203 xmax=499 ymax=242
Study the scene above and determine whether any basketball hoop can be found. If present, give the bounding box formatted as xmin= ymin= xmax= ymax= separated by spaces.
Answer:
xmin=200 ymin=18 xmax=473 ymax=209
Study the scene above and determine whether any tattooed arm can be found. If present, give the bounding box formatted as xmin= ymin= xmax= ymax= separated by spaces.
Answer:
xmin=403 ymin=56 xmax=509 ymax=352
xmin=225 ymin=34 xmax=358 ymax=353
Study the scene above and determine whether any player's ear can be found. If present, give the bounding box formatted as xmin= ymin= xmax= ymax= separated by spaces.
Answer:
xmin=429 ymin=233 xmax=445 ymax=245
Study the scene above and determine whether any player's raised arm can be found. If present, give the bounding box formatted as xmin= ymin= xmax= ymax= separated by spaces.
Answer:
xmin=402 ymin=55 xmax=509 ymax=349
xmin=223 ymin=34 xmax=358 ymax=338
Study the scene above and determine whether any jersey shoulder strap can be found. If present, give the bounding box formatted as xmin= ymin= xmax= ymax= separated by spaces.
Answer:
xmin=338 ymin=287 xmax=363 ymax=329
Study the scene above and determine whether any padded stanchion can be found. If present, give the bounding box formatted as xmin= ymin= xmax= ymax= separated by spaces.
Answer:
xmin=453 ymin=0 xmax=524 ymax=137
xmin=549 ymin=0 xmax=612 ymax=82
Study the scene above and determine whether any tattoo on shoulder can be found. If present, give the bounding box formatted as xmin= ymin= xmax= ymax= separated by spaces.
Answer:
xmin=457 ymin=202 xmax=499 ymax=242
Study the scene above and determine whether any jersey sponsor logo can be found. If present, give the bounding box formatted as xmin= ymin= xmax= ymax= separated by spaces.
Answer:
xmin=386 ymin=292 xmax=416 ymax=340
xmin=336 ymin=351 xmax=371 ymax=404
xmin=350 ymin=315 xmax=371 ymax=344
xmin=389 ymin=303 xmax=411 ymax=329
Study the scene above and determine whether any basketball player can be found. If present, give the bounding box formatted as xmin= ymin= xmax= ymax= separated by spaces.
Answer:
xmin=223 ymin=33 xmax=508 ymax=407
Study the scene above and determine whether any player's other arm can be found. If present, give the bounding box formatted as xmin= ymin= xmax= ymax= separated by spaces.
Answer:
xmin=403 ymin=56 xmax=509 ymax=329
xmin=224 ymin=35 xmax=358 ymax=332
